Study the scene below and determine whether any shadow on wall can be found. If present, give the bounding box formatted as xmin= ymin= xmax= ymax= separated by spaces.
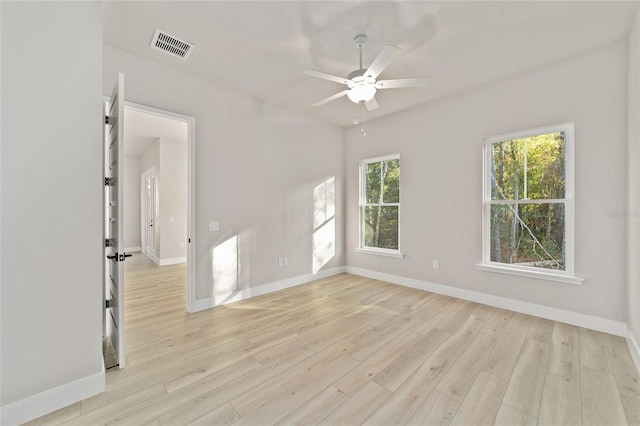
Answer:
xmin=313 ymin=176 xmax=336 ymax=274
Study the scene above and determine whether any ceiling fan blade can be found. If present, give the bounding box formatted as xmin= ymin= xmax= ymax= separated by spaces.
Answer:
xmin=303 ymin=69 xmax=350 ymax=85
xmin=364 ymin=45 xmax=401 ymax=79
xmin=376 ymin=77 xmax=431 ymax=89
xmin=312 ymin=90 xmax=349 ymax=107
xmin=365 ymin=97 xmax=379 ymax=111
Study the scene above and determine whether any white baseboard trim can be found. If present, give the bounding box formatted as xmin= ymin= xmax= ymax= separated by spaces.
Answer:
xmin=192 ymin=296 xmax=215 ymax=312
xmin=159 ymin=257 xmax=186 ymax=266
xmin=345 ymin=266 xmax=628 ymax=337
xmin=144 ymin=252 xmax=159 ymax=265
xmin=191 ymin=266 xmax=346 ymax=312
xmin=124 ymin=246 xmax=141 ymax=253
xmin=627 ymin=327 xmax=640 ymax=373
xmin=1 ymin=365 xmax=104 ymax=426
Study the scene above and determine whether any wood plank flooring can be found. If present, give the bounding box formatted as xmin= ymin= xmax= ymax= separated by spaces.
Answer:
xmin=28 ymin=253 xmax=640 ymax=425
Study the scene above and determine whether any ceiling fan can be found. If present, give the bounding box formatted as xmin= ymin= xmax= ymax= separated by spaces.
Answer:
xmin=303 ymin=35 xmax=430 ymax=112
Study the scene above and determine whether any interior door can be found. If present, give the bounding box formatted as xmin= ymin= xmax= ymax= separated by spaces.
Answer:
xmin=144 ymin=173 xmax=156 ymax=256
xmin=105 ymin=72 xmax=126 ymax=368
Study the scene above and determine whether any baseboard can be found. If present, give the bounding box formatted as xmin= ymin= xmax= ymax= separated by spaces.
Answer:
xmin=190 ymin=266 xmax=346 ymax=312
xmin=159 ymin=257 xmax=186 ymax=266
xmin=124 ymin=246 xmax=141 ymax=253
xmin=627 ymin=327 xmax=640 ymax=373
xmin=191 ymin=296 xmax=215 ymax=312
xmin=1 ymin=365 xmax=104 ymax=426
xmin=143 ymin=252 xmax=159 ymax=265
xmin=345 ymin=266 xmax=628 ymax=337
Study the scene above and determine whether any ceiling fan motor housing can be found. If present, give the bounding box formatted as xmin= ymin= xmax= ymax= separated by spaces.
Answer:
xmin=347 ymin=69 xmax=377 ymax=103
xmin=347 ymin=69 xmax=371 ymax=83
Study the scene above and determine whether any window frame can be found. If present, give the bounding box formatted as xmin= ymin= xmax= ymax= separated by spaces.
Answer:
xmin=478 ymin=122 xmax=582 ymax=285
xmin=357 ymin=153 xmax=404 ymax=258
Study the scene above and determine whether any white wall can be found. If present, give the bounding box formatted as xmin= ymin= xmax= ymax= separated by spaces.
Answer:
xmin=628 ymin=6 xmax=640 ymax=356
xmin=346 ymin=40 xmax=628 ymax=322
xmin=1 ymin=1 xmax=104 ymax=423
xmin=140 ymin=139 xmax=160 ymax=177
xmin=124 ymin=155 xmax=141 ymax=251
xmin=104 ymin=46 xmax=344 ymax=302
xmin=159 ymin=138 xmax=188 ymax=261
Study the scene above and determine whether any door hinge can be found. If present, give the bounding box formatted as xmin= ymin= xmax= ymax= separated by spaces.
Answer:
xmin=105 ymin=177 xmax=115 ymax=186
xmin=105 ymin=299 xmax=114 ymax=309
xmin=105 ymin=115 xmax=113 ymax=125
xmin=188 ymin=238 xmax=191 ymax=243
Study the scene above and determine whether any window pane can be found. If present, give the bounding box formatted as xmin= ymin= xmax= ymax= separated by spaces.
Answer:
xmin=366 ymin=159 xmax=400 ymax=204
xmin=383 ymin=159 xmax=400 ymax=203
xmin=491 ymin=139 xmax=522 ymax=200
xmin=524 ymin=132 xmax=565 ymax=200
xmin=364 ymin=206 xmax=398 ymax=250
xmin=491 ymin=132 xmax=565 ymax=201
xmin=489 ymin=202 xmax=565 ymax=270
xmin=366 ymin=162 xmax=382 ymax=204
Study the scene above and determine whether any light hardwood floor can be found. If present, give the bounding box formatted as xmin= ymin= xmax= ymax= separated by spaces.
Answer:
xmin=28 ymin=253 xmax=640 ymax=425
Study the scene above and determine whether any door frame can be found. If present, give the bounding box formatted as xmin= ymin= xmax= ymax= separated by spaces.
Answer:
xmin=125 ymin=101 xmax=197 ymax=313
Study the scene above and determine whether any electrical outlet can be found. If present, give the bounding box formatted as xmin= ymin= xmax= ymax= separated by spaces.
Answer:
xmin=432 ymin=260 xmax=439 ymax=270
xmin=283 ymin=257 xmax=288 ymax=266
xmin=278 ymin=258 xmax=283 ymax=267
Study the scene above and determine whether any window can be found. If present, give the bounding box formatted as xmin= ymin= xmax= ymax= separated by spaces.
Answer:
xmin=358 ymin=154 xmax=403 ymax=258
xmin=479 ymin=123 xmax=582 ymax=284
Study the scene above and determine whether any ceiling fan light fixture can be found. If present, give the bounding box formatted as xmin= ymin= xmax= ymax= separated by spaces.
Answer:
xmin=303 ymin=34 xmax=429 ymax=118
xmin=347 ymin=84 xmax=376 ymax=103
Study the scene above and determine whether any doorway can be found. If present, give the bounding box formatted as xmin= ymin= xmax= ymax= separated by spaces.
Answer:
xmin=122 ymin=102 xmax=196 ymax=312
xmin=103 ymin=84 xmax=197 ymax=370
xmin=103 ymin=100 xmax=196 ymax=368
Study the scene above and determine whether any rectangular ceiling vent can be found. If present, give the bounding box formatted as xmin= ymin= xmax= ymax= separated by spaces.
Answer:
xmin=150 ymin=29 xmax=194 ymax=60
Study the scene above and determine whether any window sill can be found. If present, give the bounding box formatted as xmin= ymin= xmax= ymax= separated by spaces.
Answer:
xmin=476 ymin=263 xmax=583 ymax=285
xmin=355 ymin=248 xmax=405 ymax=259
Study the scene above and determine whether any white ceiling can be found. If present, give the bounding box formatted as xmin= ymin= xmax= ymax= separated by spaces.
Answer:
xmin=124 ymin=108 xmax=188 ymax=157
xmin=104 ymin=1 xmax=638 ymax=128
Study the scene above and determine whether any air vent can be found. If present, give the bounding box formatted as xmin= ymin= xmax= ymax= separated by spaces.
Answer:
xmin=150 ymin=29 xmax=194 ymax=60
